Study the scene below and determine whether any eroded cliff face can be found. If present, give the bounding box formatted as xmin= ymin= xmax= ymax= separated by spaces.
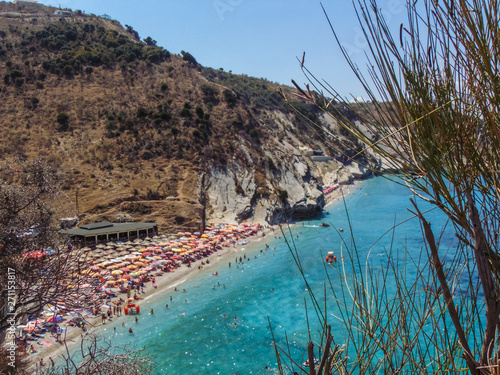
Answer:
xmin=202 ymin=113 xmax=374 ymax=225
xmin=204 ymin=160 xmax=324 ymax=224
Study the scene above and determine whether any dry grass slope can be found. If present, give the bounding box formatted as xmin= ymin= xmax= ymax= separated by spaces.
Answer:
xmin=0 ymin=1 xmax=357 ymax=233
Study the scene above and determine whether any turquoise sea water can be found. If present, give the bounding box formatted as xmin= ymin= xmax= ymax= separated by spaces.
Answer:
xmin=68 ymin=177 xmax=456 ymax=374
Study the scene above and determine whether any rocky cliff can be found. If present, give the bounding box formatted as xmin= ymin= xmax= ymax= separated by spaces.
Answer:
xmin=202 ymin=111 xmax=374 ymax=225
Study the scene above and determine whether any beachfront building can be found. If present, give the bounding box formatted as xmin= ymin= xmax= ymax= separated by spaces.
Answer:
xmin=61 ymin=221 xmax=158 ymax=246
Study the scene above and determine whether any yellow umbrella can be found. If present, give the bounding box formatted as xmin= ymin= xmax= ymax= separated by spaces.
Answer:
xmin=111 ymin=270 xmax=123 ymax=275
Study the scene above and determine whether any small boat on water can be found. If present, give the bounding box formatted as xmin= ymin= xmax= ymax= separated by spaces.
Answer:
xmin=325 ymin=251 xmax=337 ymax=263
xmin=319 ymin=222 xmax=330 ymax=227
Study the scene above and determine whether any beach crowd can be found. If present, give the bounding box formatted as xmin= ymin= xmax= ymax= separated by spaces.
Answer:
xmin=15 ymin=222 xmax=263 ymax=368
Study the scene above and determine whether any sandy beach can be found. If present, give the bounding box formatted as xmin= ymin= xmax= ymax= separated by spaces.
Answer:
xmin=26 ymin=225 xmax=274 ymax=372
xmin=25 ymin=181 xmax=362 ymax=372
xmin=324 ymin=181 xmax=360 ymax=206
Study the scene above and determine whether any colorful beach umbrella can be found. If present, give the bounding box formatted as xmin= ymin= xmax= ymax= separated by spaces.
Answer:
xmin=28 ymin=319 xmax=44 ymax=325
xmin=46 ymin=315 xmax=62 ymax=323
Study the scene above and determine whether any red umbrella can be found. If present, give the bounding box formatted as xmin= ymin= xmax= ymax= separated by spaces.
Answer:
xmin=23 ymin=250 xmax=45 ymax=259
xmin=122 ymin=274 xmax=132 ymax=279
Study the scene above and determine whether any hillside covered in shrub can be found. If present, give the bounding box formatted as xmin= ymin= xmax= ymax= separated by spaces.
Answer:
xmin=0 ymin=1 xmax=366 ymax=232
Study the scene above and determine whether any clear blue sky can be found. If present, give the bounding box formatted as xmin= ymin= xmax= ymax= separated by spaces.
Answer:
xmin=26 ymin=0 xmax=406 ymax=99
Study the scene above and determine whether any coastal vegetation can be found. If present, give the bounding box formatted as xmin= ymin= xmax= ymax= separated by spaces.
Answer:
xmin=277 ymin=0 xmax=500 ymax=373
xmin=0 ymin=159 xmax=102 ymax=374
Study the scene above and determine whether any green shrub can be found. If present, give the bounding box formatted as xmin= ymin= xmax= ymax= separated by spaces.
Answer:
xmin=56 ymin=112 xmax=69 ymax=132
xmin=223 ymin=89 xmax=237 ymax=106
xmin=140 ymin=150 xmax=154 ymax=160
xmin=143 ymin=36 xmax=156 ymax=46
xmin=195 ymin=105 xmax=204 ymax=118
xmin=30 ymin=97 xmax=39 ymax=109
xmin=181 ymin=50 xmax=197 ymax=65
